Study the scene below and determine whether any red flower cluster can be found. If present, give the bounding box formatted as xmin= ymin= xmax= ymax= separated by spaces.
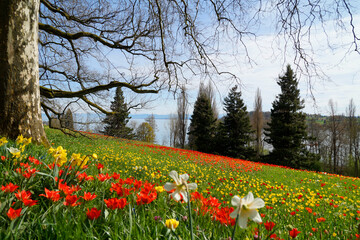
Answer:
xmin=16 ymin=163 xmax=38 ymax=178
xmin=110 ymin=181 xmax=133 ymax=197
xmin=136 ymin=183 xmax=157 ymax=205
xmin=7 ymin=207 xmax=22 ymax=220
xmin=264 ymin=221 xmax=276 ymax=231
xmin=39 ymin=188 xmax=61 ymax=202
xmin=191 ymin=192 xmax=236 ymax=226
xmin=76 ymin=172 xmax=94 ymax=181
xmin=97 ymin=173 xmax=112 ymax=182
xmin=82 ymin=192 xmax=97 ymax=201
xmin=64 ymin=194 xmax=81 ymax=207
xmin=289 ymin=228 xmax=300 ymax=239
xmin=87 ymin=208 xmax=101 ymax=220
xmin=58 ymin=181 xmax=81 ymax=195
xmin=104 ymin=198 xmax=127 ymax=209
xmin=28 ymin=156 xmax=41 ymax=165
xmin=15 ymin=190 xmax=38 ymax=207
xmin=1 ymin=182 xmax=19 ymax=193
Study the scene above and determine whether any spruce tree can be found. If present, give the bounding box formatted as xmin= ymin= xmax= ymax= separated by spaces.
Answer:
xmin=61 ymin=108 xmax=74 ymax=130
xmin=218 ymin=85 xmax=254 ymax=159
xmin=102 ymin=87 xmax=134 ymax=139
xmin=265 ymin=65 xmax=320 ymax=170
xmin=188 ymin=91 xmax=216 ymax=153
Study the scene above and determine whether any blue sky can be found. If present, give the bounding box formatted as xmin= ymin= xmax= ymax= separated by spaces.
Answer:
xmin=129 ymin=12 xmax=360 ymax=117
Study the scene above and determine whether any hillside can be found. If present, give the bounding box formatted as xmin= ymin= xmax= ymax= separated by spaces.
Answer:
xmin=0 ymin=128 xmax=359 ymax=239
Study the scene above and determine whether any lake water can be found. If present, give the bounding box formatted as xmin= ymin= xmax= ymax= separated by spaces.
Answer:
xmin=42 ymin=113 xmax=175 ymax=146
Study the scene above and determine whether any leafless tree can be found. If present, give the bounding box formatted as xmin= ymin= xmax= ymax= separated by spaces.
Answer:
xmin=199 ymin=82 xmax=218 ymax=119
xmin=327 ymin=99 xmax=346 ymax=173
xmin=168 ymin=114 xmax=179 ymax=147
xmin=346 ymin=99 xmax=359 ymax=176
xmin=176 ymin=86 xmax=188 ymax=148
xmin=1 ymin=0 xmax=359 ymax=143
xmin=252 ymin=88 xmax=263 ymax=158
xmin=145 ymin=114 xmax=157 ymax=132
xmin=307 ymin=115 xmax=325 ymax=156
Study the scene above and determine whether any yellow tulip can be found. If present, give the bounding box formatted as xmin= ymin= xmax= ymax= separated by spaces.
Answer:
xmin=165 ymin=219 xmax=179 ymax=230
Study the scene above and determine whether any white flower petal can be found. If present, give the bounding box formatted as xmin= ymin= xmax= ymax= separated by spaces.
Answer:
xmin=248 ymin=210 xmax=262 ymax=223
xmin=231 ymin=196 xmax=241 ymax=207
xmin=171 ymin=191 xmax=181 ymax=201
xmin=242 ymin=192 xmax=254 ymax=205
xmin=181 ymin=191 xmax=189 ymax=202
xmin=249 ymin=198 xmax=265 ymax=209
xmin=164 ymin=183 xmax=176 ymax=191
xmin=187 ymin=183 xmax=197 ymax=190
xmin=180 ymin=173 xmax=189 ymax=182
xmin=238 ymin=215 xmax=248 ymax=229
xmin=229 ymin=207 xmax=239 ymax=219
xmin=169 ymin=171 xmax=180 ymax=184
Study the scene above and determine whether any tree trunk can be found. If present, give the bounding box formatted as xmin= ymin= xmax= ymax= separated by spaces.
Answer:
xmin=0 ymin=0 xmax=48 ymax=145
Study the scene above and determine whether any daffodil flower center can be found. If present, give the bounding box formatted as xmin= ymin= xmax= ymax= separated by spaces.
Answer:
xmin=242 ymin=204 xmax=249 ymax=210
xmin=177 ymin=183 xmax=186 ymax=191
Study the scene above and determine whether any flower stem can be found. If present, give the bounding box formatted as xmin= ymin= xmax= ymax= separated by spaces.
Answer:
xmin=231 ymin=213 xmax=240 ymax=240
xmin=186 ymin=187 xmax=194 ymax=240
xmin=172 ymin=229 xmax=181 ymax=240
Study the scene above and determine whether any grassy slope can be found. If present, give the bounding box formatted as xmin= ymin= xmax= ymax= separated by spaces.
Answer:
xmin=46 ymin=128 xmax=360 ymax=239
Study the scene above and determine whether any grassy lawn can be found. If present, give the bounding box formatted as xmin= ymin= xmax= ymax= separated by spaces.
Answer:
xmin=0 ymin=127 xmax=359 ymax=239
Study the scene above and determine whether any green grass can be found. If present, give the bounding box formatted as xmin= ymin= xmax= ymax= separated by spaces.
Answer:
xmin=0 ymin=128 xmax=359 ymax=239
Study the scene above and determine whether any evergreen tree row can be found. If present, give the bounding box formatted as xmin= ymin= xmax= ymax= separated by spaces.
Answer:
xmin=188 ymin=65 xmax=320 ymax=171
xmin=188 ymin=84 xmax=255 ymax=159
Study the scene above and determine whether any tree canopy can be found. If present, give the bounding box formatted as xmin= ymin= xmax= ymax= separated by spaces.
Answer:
xmin=102 ymin=87 xmax=134 ymax=139
xmin=218 ymin=85 xmax=255 ymax=159
xmin=188 ymin=87 xmax=217 ymax=153
xmin=1 ymin=0 xmax=359 ymax=143
xmin=265 ymin=65 xmax=320 ymax=170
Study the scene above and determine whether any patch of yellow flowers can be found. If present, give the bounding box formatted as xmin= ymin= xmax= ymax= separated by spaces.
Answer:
xmin=0 ymin=137 xmax=8 ymax=147
xmin=48 ymin=146 xmax=68 ymax=166
xmin=48 ymin=145 xmax=98 ymax=167
xmin=1 ymin=135 xmax=32 ymax=159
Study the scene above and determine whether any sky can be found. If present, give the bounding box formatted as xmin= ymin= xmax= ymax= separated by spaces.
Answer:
xmin=129 ymin=11 xmax=360 ymax=117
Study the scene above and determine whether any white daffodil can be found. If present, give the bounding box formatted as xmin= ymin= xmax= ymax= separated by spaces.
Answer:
xmin=7 ymin=147 xmax=21 ymax=158
xmin=164 ymin=170 xmax=197 ymax=203
xmin=229 ymin=192 xmax=265 ymax=228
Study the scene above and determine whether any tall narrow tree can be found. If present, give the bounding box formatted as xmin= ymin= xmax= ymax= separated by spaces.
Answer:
xmin=61 ymin=108 xmax=75 ymax=130
xmin=265 ymin=65 xmax=320 ymax=170
xmin=346 ymin=99 xmax=360 ymax=177
xmin=102 ymin=87 xmax=133 ymax=139
xmin=327 ymin=99 xmax=345 ymax=173
xmin=252 ymin=88 xmax=264 ymax=158
xmin=176 ymin=86 xmax=188 ymax=148
xmin=219 ymin=85 xmax=254 ymax=159
xmin=188 ymin=87 xmax=217 ymax=153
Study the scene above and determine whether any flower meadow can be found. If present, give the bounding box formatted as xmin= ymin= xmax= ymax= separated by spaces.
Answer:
xmin=0 ymin=128 xmax=360 ymax=239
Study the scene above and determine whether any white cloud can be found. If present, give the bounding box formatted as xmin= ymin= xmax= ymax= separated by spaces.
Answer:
xmin=132 ymin=12 xmax=360 ymax=116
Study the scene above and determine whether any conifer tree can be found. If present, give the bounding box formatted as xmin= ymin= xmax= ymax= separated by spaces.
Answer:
xmin=102 ymin=87 xmax=134 ymax=139
xmin=218 ymin=85 xmax=255 ymax=159
xmin=265 ymin=65 xmax=320 ymax=170
xmin=188 ymin=90 xmax=217 ymax=153
xmin=61 ymin=108 xmax=74 ymax=130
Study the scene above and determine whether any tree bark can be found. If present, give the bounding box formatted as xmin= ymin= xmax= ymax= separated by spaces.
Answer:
xmin=0 ymin=0 xmax=48 ymax=145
